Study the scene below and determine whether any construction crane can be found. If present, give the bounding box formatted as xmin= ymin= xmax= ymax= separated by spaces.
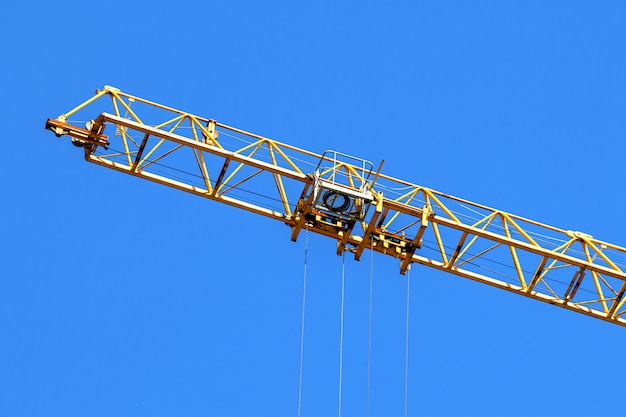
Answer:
xmin=46 ymin=85 xmax=626 ymax=327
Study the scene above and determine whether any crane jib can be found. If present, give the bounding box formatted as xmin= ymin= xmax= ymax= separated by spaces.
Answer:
xmin=45 ymin=86 xmax=626 ymax=328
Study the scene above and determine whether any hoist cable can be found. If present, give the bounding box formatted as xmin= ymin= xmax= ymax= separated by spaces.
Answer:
xmin=297 ymin=228 xmax=308 ymax=417
xmin=366 ymin=241 xmax=373 ymax=417
xmin=338 ymin=252 xmax=346 ymax=417
xmin=404 ymin=268 xmax=411 ymax=417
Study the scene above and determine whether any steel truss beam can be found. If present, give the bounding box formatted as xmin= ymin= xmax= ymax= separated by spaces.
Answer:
xmin=46 ymin=86 xmax=626 ymax=327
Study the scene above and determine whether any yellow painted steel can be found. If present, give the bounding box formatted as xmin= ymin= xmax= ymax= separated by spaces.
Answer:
xmin=45 ymin=86 xmax=626 ymax=328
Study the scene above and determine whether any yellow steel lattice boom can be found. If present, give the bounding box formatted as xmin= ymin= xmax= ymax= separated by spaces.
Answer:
xmin=46 ymin=86 xmax=626 ymax=327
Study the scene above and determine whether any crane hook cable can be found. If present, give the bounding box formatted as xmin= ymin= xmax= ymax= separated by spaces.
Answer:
xmin=404 ymin=267 xmax=411 ymax=417
xmin=338 ymin=251 xmax=346 ymax=417
xmin=297 ymin=228 xmax=308 ymax=417
xmin=366 ymin=240 xmax=373 ymax=417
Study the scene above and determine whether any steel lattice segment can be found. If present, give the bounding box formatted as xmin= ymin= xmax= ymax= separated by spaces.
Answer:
xmin=45 ymin=86 xmax=626 ymax=327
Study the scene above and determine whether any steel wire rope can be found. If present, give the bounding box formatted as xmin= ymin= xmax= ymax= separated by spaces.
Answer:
xmin=94 ymin=146 xmax=626 ymax=271
xmin=130 ymin=126 xmax=374 ymax=178
xmin=88 ymin=122 xmax=626 ymax=260
xmin=382 ymin=194 xmax=616 ymax=266
xmin=366 ymin=239 xmax=374 ymax=417
xmin=218 ymin=130 xmax=320 ymax=172
xmin=450 ymin=204 xmax=606 ymax=262
xmin=374 ymin=184 xmax=587 ymax=255
xmin=80 ymin=121 xmax=613 ymax=223
xmin=404 ymin=267 xmax=410 ymax=417
xmin=100 ymin=146 xmax=623 ymax=290
xmin=93 ymin=145 xmax=626 ymax=272
xmin=338 ymin=252 xmax=346 ymax=417
xmin=94 ymin=121 xmax=315 ymax=172
xmin=118 ymin=141 xmax=601 ymax=261
xmin=374 ymin=182 xmax=570 ymax=250
xmin=419 ymin=239 xmax=557 ymax=283
xmin=388 ymin=194 xmax=572 ymax=252
xmin=457 ymin=204 xmax=568 ymax=245
xmin=442 ymin=202 xmax=626 ymax=270
xmin=419 ymin=240 xmax=607 ymax=299
xmin=94 ymin=147 xmax=294 ymax=213
xmin=96 ymin=160 xmax=583 ymax=267
xmin=77 ymin=122 xmax=626 ymax=271
xmin=297 ymin=228 xmax=308 ymax=417
xmin=376 ymin=183 xmax=418 ymax=192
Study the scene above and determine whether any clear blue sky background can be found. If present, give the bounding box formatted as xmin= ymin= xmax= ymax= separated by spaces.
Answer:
xmin=2 ymin=1 xmax=626 ymax=416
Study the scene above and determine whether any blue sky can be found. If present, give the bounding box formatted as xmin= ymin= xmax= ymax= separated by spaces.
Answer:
xmin=2 ymin=1 xmax=626 ymax=416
